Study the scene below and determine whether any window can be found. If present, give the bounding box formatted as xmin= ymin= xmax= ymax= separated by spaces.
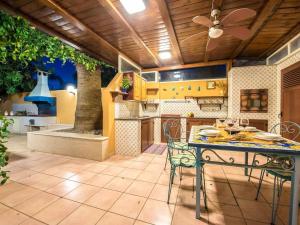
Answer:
xmin=159 ymin=65 xmax=227 ymax=82
xmin=118 ymin=56 xmax=141 ymax=74
xmin=268 ymin=46 xmax=288 ymax=65
xmin=141 ymin=72 xmax=156 ymax=81
xmin=290 ymin=36 xmax=300 ymax=53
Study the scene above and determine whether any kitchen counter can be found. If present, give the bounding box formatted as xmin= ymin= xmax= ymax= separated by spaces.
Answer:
xmin=115 ymin=116 xmax=153 ymax=121
xmin=115 ymin=116 xmax=219 ymax=120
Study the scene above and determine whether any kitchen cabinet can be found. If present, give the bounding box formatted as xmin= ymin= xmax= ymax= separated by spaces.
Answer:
xmin=141 ymin=118 xmax=154 ymax=151
xmin=123 ymin=72 xmax=143 ymax=101
xmin=249 ymin=119 xmax=268 ymax=132
xmin=141 ymin=78 xmax=146 ymax=100
xmin=133 ymin=75 xmax=141 ymax=100
xmin=186 ymin=118 xmax=216 ymax=140
xmin=161 ymin=115 xmax=181 ymax=143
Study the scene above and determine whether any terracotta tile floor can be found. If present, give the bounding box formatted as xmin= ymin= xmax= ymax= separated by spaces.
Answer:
xmin=0 ymin=135 xmax=299 ymax=225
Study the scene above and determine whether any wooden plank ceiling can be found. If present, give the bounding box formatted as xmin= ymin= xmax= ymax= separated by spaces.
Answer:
xmin=1 ymin=0 xmax=299 ymax=68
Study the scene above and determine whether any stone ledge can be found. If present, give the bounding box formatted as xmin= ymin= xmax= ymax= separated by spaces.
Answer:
xmin=27 ymin=128 xmax=110 ymax=161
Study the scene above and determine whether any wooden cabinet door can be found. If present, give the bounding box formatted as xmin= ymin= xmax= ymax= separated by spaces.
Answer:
xmin=141 ymin=79 xmax=146 ymax=100
xmin=134 ymin=75 xmax=141 ymax=101
xmin=141 ymin=120 xmax=149 ymax=151
xmin=281 ymin=61 xmax=300 ymax=141
xmin=186 ymin=118 xmax=216 ymax=140
xmin=249 ymin=119 xmax=268 ymax=132
xmin=161 ymin=117 xmax=181 ymax=143
xmin=149 ymin=119 xmax=154 ymax=145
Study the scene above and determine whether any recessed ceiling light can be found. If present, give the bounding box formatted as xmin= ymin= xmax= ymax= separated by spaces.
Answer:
xmin=120 ymin=0 xmax=145 ymax=14
xmin=159 ymin=51 xmax=171 ymax=59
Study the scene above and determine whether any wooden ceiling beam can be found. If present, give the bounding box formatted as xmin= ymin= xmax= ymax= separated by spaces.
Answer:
xmin=97 ymin=0 xmax=162 ymax=67
xmin=231 ymin=0 xmax=283 ymax=58
xmin=36 ymin=0 xmax=138 ymax=66
xmin=259 ymin=23 xmax=300 ymax=58
xmin=142 ymin=59 xmax=231 ymax=72
xmin=0 ymin=1 xmax=116 ymax=66
xmin=155 ymin=0 xmax=184 ymax=65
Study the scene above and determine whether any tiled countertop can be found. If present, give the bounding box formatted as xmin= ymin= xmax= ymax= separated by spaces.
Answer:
xmin=115 ymin=116 xmax=217 ymax=121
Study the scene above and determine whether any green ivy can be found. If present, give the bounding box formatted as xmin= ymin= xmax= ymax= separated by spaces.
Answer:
xmin=0 ymin=10 xmax=111 ymax=72
xmin=0 ymin=116 xmax=13 ymax=185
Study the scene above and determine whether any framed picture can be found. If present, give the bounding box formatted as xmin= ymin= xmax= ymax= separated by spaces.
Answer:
xmin=207 ymin=81 xmax=216 ymax=89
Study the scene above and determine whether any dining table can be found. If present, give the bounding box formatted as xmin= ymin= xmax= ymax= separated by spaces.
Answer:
xmin=188 ymin=125 xmax=300 ymax=225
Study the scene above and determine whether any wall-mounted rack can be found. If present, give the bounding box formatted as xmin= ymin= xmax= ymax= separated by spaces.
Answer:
xmin=141 ymin=100 xmax=159 ymax=110
xmin=184 ymin=96 xmax=227 ymax=110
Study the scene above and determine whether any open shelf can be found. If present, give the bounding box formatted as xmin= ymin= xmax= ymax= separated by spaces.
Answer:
xmin=110 ymin=90 xmax=128 ymax=101
xmin=185 ymin=96 xmax=227 ymax=110
xmin=141 ymin=101 xmax=159 ymax=110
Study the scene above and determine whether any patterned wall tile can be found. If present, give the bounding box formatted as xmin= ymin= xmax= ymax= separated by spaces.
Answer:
xmin=228 ymin=51 xmax=300 ymax=130
xmin=115 ymin=120 xmax=141 ymax=156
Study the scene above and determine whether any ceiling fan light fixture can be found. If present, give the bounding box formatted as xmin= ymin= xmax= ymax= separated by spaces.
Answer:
xmin=120 ymin=0 xmax=145 ymax=14
xmin=209 ymin=27 xmax=223 ymax=39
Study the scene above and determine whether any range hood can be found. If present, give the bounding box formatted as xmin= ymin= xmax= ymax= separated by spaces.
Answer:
xmin=24 ymin=70 xmax=56 ymax=116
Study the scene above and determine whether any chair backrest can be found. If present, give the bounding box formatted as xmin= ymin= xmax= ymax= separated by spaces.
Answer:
xmin=162 ymin=119 xmax=178 ymax=148
xmin=163 ymin=119 xmax=196 ymax=166
xmin=270 ymin=121 xmax=300 ymax=141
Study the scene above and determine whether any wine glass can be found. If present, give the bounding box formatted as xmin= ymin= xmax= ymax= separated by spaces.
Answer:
xmin=218 ymin=117 xmax=226 ymax=127
xmin=227 ymin=118 xmax=235 ymax=135
xmin=240 ymin=118 xmax=249 ymax=130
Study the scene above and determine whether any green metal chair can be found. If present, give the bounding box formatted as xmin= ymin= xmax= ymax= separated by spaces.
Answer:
xmin=250 ymin=121 xmax=300 ymax=225
xmin=163 ymin=120 xmax=208 ymax=209
xmin=163 ymin=118 xmax=191 ymax=171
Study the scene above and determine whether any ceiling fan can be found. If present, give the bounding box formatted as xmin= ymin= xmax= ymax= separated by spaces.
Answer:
xmin=181 ymin=0 xmax=256 ymax=52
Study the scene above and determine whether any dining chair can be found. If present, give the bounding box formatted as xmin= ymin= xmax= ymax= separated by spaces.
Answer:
xmin=163 ymin=120 xmax=208 ymax=209
xmin=248 ymin=121 xmax=300 ymax=181
xmin=249 ymin=121 xmax=300 ymax=225
xmin=163 ymin=118 xmax=191 ymax=171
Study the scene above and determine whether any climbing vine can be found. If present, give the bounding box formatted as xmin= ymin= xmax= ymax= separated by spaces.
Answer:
xmin=0 ymin=10 xmax=112 ymax=102
xmin=0 ymin=10 xmax=109 ymax=71
xmin=0 ymin=116 xmax=13 ymax=185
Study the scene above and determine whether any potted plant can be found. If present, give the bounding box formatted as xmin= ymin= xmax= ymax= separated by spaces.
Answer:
xmin=121 ymin=77 xmax=131 ymax=93
xmin=0 ymin=115 xmax=13 ymax=185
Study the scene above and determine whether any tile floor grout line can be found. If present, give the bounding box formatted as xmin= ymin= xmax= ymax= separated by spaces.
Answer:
xmin=222 ymin=167 xmax=249 ymax=225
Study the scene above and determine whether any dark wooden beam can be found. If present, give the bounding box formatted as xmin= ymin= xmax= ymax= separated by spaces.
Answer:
xmin=155 ymin=0 xmax=183 ymax=65
xmin=231 ymin=0 xmax=283 ymax=58
xmin=97 ymin=0 xmax=162 ymax=67
xmin=259 ymin=23 xmax=300 ymax=58
xmin=142 ymin=59 xmax=231 ymax=72
xmin=36 ymin=0 xmax=137 ymax=66
xmin=0 ymin=1 xmax=116 ymax=66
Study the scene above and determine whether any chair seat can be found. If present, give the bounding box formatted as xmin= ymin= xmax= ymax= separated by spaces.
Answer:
xmin=266 ymin=169 xmax=292 ymax=181
xmin=173 ymin=142 xmax=191 ymax=150
xmin=171 ymin=153 xmax=196 ymax=167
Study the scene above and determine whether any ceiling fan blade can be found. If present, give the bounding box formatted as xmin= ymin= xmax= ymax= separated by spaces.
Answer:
xmin=192 ymin=16 xmax=213 ymax=27
xmin=221 ymin=8 xmax=256 ymax=26
xmin=206 ymin=38 xmax=220 ymax=52
xmin=223 ymin=27 xmax=252 ymax=40
xmin=181 ymin=31 xmax=208 ymax=44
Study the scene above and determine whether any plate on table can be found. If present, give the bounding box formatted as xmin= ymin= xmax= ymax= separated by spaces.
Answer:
xmin=244 ymin=126 xmax=258 ymax=132
xmin=254 ymin=133 xmax=283 ymax=141
xmin=197 ymin=125 xmax=216 ymax=130
xmin=199 ymin=129 xmax=221 ymax=137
